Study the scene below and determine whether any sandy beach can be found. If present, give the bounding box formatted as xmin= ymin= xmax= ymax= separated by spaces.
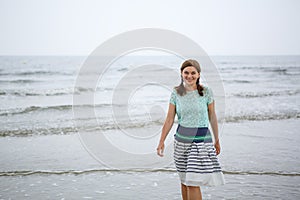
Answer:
xmin=1 ymin=119 xmax=300 ymax=199
xmin=1 ymin=55 xmax=300 ymax=199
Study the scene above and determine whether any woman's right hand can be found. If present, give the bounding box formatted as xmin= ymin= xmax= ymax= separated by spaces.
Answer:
xmin=156 ymin=142 xmax=165 ymax=157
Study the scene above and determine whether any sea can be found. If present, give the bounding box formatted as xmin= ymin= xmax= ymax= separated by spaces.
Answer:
xmin=0 ymin=55 xmax=299 ymax=199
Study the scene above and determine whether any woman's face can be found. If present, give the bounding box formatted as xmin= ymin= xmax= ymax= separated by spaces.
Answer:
xmin=181 ymin=66 xmax=200 ymax=87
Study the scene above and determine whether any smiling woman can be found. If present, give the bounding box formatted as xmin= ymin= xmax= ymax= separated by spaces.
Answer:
xmin=176 ymin=59 xmax=204 ymax=96
xmin=157 ymin=59 xmax=225 ymax=200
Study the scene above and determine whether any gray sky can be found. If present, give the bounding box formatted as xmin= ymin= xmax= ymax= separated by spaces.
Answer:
xmin=1 ymin=0 xmax=299 ymax=55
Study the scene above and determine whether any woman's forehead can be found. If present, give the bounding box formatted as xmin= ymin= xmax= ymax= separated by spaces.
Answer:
xmin=182 ymin=66 xmax=198 ymax=72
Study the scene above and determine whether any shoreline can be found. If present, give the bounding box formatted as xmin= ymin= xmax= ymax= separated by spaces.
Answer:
xmin=0 ymin=118 xmax=299 ymax=172
xmin=1 ymin=170 xmax=299 ymax=200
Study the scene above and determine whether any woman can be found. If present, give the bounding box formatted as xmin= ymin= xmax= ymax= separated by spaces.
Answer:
xmin=156 ymin=59 xmax=225 ymax=200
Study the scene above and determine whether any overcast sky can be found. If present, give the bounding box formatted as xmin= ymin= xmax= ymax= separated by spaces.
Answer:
xmin=1 ymin=0 xmax=299 ymax=56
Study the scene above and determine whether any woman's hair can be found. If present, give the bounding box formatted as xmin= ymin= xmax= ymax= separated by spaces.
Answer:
xmin=175 ymin=59 xmax=204 ymax=96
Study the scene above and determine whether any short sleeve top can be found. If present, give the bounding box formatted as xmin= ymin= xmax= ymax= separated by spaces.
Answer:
xmin=169 ymin=86 xmax=214 ymax=128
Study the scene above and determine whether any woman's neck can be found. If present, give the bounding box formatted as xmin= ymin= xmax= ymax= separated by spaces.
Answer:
xmin=184 ymin=84 xmax=197 ymax=91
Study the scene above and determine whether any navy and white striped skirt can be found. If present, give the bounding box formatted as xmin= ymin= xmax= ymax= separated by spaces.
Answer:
xmin=174 ymin=125 xmax=225 ymax=186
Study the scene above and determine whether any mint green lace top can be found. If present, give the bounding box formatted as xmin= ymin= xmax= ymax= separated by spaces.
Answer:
xmin=169 ymin=86 xmax=214 ymax=128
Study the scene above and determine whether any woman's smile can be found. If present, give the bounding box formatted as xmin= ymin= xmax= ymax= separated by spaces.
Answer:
xmin=182 ymin=66 xmax=200 ymax=86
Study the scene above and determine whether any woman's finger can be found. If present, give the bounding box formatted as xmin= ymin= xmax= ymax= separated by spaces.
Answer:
xmin=157 ymin=146 xmax=164 ymax=157
xmin=215 ymin=144 xmax=220 ymax=155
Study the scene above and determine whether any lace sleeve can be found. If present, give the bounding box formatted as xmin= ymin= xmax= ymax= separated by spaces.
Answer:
xmin=206 ymin=87 xmax=214 ymax=105
xmin=169 ymin=89 xmax=177 ymax=105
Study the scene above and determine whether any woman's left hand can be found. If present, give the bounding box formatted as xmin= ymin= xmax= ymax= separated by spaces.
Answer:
xmin=214 ymin=140 xmax=221 ymax=155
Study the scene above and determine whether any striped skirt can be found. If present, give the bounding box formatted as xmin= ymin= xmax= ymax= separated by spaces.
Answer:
xmin=174 ymin=125 xmax=225 ymax=186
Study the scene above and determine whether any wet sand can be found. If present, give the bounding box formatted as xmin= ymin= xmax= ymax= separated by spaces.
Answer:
xmin=1 ymin=119 xmax=300 ymax=199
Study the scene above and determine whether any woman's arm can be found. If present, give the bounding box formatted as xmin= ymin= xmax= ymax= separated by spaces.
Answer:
xmin=156 ymin=103 xmax=176 ymax=157
xmin=208 ymin=101 xmax=221 ymax=155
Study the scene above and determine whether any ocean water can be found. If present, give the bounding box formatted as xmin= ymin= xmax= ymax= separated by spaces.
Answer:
xmin=0 ymin=55 xmax=299 ymax=199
